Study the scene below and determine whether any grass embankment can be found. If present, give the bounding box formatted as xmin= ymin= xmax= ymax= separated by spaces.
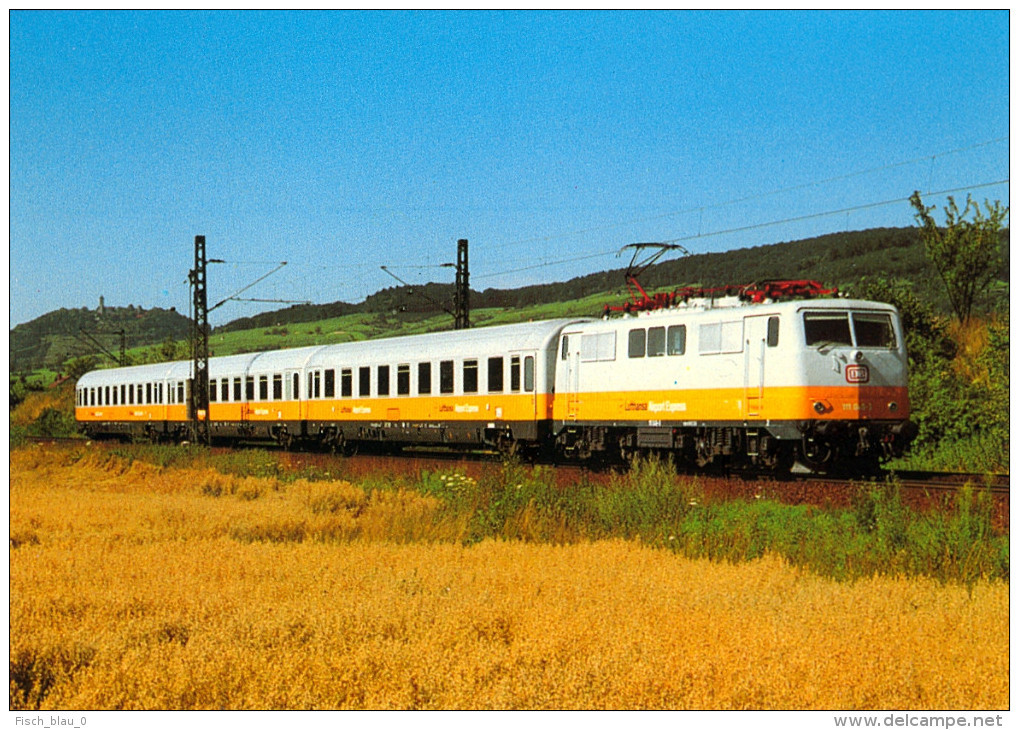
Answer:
xmin=10 ymin=444 xmax=1009 ymax=710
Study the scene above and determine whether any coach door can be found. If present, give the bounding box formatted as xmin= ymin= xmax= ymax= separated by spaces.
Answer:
xmin=285 ymin=369 xmax=302 ymax=419
xmin=508 ymin=351 xmax=537 ymax=422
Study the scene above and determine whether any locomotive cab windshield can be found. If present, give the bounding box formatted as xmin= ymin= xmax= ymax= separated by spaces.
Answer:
xmin=803 ymin=310 xmax=897 ymax=349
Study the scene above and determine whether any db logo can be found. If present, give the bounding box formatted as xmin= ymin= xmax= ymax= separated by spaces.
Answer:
xmin=846 ymin=364 xmax=870 ymax=384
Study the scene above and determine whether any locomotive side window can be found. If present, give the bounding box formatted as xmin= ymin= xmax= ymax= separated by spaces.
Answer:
xmin=324 ymin=369 xmax=335 ymax=398
xmin=581 ymin=332 xmax=616 ymax=362
xmin=667 ymin=325 xmax=686 ymax=355
xmin=377 ymin=366 xmax=390 ymax=397
xmin=628 ymin=329 xmax=646 ymax=358
xmin=463 ymin=360 xmax=478 ymax=394
xmin=524 ymin=356 xmax=535 ymax=392
xmin=488 ymin=357 xmax=503 ymax=392
xmin=418 ymin=363 xmax=431 ymax=395
xmin=397 ymin=364 xmax=410 ymax=396
xmin=359 ymin=367 xmax=371 ymax=397
xmin=341 ymin=369 xmax=352 ymax=397
xmin=510 ymin=356 xmax=521 ymax=392
xmin=561 ymin=336 xmax=569 ymax=360
xmin=767 ymin=316 xmax=780 ymax=347
xmin=852 ymin=312 xmax=896 ymax=348
xmin=440 ymin=361 xmax=454 ymax=394
xmin=803 ymin=312 xmax=852 ymax=347
xmin=647 ymin=327 xmax=666 ymax=357
xmin=699 ymin=321 xmax=744 ymax=354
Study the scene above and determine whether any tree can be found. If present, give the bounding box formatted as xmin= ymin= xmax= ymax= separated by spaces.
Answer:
xmin=910 ymin=191 xmax=1008 ymax=323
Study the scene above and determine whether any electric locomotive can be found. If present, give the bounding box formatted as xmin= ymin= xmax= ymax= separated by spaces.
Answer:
xmin=552 ymin=287 xmax=914 ymax=472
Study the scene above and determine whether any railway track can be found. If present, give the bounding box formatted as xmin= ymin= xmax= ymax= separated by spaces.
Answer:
xmin=18 ymin=436 xmax=1009 ymax=533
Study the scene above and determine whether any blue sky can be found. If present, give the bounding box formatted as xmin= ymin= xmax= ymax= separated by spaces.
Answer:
xmin=9 ymin=10 xmax=1009 ymax=327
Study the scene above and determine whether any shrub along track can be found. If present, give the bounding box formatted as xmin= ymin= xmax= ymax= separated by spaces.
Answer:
xmin=33 ymin=437 xmax=1008 ymax=533
xmin=263 ymin=447 xmax=1010 ymax=535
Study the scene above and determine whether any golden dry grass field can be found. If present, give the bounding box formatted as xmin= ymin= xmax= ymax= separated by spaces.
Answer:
xmin=9 ymin=444 xmax=1009 ymax=710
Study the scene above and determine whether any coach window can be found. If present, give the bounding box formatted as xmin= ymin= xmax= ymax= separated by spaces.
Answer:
xmin=258 ymin=375 xmax=268 ymax=401
xmin=308 ymin=370 xmax=321 ymax=399
xmin=221 ymin=380 xmax=230 ymax=402
xmin=125 ymin=385 xmax=132 ymax=405
xmin=292 ymin=373 xmax=300 ymax=400
xmin=418 ymin=362 xmax=431 ymax=395
xmin=397 ymin=364 xmax=410 ymax=396
xmin=359 ymin=367 xmax=371 ymax=397
xmin=440 ymin=360 xmax=454 ymax=394
xmin=767 ymin=316 xmax=780 ymax=347
xmin=103 ymin=386 xmax=109 ymax=405
xmin=647 ymin=327 xmax=666 ymax=357
xmin=324 ymin=369 xmax=335 ymax=398
xmin=488 ymin=357 xmax=504 ymax=392
xmin=244 ymin=377 xmax=254 ymax=401
xmin=143 ymin=383 xmax=149 ymax=405
xmin=510 ymin=356 xmax=521 ymax=392
xmin=628 ymin=328 xmax=646 ymax=358
xmin=341 ymin=368 xmax=353 ymax=397
xmin=561 ymin=335 xmax=569 ymax=360
xmin=377 ymin=366 xmax=390 ymax=396
xmin=210 ymin=380 xmax=218 ymax=403
xmin=463 ymin=360 xmax=478 ymax=394
xmin=233 ymin=378 xmax=242 ymax=402
xmin=273 ymin=374 xmax=283 ymax=400
xmin=667 ymin=325 xmax=686 ymax=355
xmin=524 ymin=356 xmax=535 ymax=392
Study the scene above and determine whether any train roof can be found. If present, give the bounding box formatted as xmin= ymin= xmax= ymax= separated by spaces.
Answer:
xmin=601 ymin=295 xmax=899 ymax=321
xmin=77 ymin=317 xmax=591 ymax=384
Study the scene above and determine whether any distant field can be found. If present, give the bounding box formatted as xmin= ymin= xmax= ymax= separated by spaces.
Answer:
xmin=125 ymin=290 xmax=624 ymax=361
xmin=10 ymin=445 xmax=1009 ymax=710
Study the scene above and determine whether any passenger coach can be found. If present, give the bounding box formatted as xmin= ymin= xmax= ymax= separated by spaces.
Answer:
xmin=77 ymin=318 xmax=586 ymax=454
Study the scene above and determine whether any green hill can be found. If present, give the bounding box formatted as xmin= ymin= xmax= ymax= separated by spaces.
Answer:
xmin=11 ymin=226 xmax=1009 ymax=373
xmin=10 ymin=305 xmax=191 ymax=374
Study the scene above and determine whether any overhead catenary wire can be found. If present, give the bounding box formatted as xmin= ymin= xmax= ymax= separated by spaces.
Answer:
xmin=472 ymin=177 xmax=1010 ymax=282
xmin=481 ymin=136 xmax=1009 ymax=255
